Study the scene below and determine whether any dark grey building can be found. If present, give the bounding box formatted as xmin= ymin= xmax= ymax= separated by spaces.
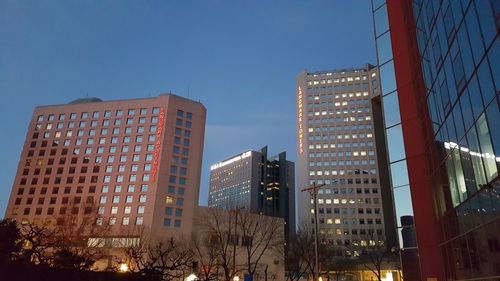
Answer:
xmin=209 ymin=146 xmax=295 ymax=237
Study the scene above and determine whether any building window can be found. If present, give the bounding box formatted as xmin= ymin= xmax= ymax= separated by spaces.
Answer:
xmin=174 ymin=220 xmax=181 ymax=228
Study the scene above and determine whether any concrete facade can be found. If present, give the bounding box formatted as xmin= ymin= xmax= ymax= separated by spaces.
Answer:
xmin=296 ymin=66 xmax=394 ymax=257
xmin=5 ymin=94 xmax=206 ymax=241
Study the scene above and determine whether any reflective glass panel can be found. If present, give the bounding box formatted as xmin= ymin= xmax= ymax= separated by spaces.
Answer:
xmin=387 ymin=124 xmax=406 ymax=162
xmin=382 ymin=91 xmax=401 ymax=128
xmin=377 ymin=32 xmax=393 ymax=65
xmin=380 ymin=60 xmax=397 ymax=95
xmin=390 ymin=160 xmax=409 ymax=188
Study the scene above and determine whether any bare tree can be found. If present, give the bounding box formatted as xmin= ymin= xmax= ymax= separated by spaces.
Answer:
xmin=285 ymin=233 xmax=308 ymax=281
xmin=19 ymin=221 xmax=58 ymax=265
xmin=191 ymin=233 xmax=220 ymax=281
xmin=52 ymin=201 xmax=110 ymax=269
xmin=360 ymin=245 xmax=392 ymax=281
xmin=201 ymin=207 xmax=242 ymax=281
xmin=123 ymin=230 xmax=193 ymax=281
xmin=237 ymin=211 xmax=284 ymax=279
xmin=291 ymin=225 xmax=338 ymax=281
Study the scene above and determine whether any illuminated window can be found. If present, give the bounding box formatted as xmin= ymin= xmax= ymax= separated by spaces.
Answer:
xmin=165 ymin=196 xmax=174 ymax=204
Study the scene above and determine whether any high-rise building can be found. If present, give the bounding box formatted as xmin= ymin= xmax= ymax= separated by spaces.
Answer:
xmin=295 ymin=65 xmax=396 ymax=257
xmin=208 ymin=146 xmax=295 ymax=237
xmin=5 ymin=94 xmax=206 ymax=241
xmin=372 ymin=0 xmax=499 ymax=280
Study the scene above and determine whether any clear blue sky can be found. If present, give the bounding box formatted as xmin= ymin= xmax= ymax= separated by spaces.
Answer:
xmin=0 ymin=0 xmax=376 ymax=215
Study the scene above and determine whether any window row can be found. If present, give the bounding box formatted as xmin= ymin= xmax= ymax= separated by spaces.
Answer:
xmin=308 ymin=133 xmax=373 ymax=141
xmin=308 ymin=109 xmax=373 ymax=116
xmin=17 ymin=185 xmax=98 ymax=196
xmin=317 ymin=207 xmax=381 ymax=215
xmin=14 ymin=196 xmax=95 ymax=206
xmin=36 ymin=116 xmax=160 ymax=131
xmin=317 ymin=218 xmax=383 ymax=225
xmin=98 ymin=205 xmax=146 ymax=215
xmin=96 ymin=216 xmax=144 ymax=226
xmin=34 ymin=125 xmax=161 ymax=139
xmin=36 ymin=107 xmax=162 ymax=123
xmin=99 ymin=194 xmax=147 ymax=204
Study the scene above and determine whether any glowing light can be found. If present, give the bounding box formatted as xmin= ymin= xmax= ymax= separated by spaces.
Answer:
xmin=210 ymin=151 xmax=251 ymax=170
xmin=381 ymin=272 xmax=393 ymax=281
xmin=118 ymin=263 xmax=129 ymax=272
xmin=233 ymin=276 xmax=240 ymax=281
xmin=151 ymin=108 xmax=165 ymax=182
xmin=185 ymin=273 xmax=198 ymax=281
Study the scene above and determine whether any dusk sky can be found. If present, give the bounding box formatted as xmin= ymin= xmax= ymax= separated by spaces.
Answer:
xmin=0 ymin=0 xmax=376 ymax=214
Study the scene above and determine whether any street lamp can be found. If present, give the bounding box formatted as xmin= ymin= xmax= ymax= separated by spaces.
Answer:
xmin=118 ymin=262 xmax=129 ymax=273
xmin=301 ymin=182 xmax=325 ymax=281
xmin=185 ymin=273 xmax=198 ymax=281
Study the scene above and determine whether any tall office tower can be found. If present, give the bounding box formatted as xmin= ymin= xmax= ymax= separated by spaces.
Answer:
xmin=208 ymin=146 xmax=295 ymax=237
xmin=5 ymin=94 xmax=206 ymax=241
xmin=372 ymin=0 xmax=499 ymax=280
xmin=296 ymin=65 xmax=396 ymax=257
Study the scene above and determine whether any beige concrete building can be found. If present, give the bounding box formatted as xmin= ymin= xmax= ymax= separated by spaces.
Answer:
xmin=296 ymin=66 xmax=396 ymax=257
xmin=5 ymin=94 xmax=206 ymax=242
xmin=193 ymin=206 xmax=285 ymax=281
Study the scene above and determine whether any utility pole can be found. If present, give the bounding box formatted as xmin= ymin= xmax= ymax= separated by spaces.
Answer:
xmin=301 ymin=182 xmax=325 ymax=281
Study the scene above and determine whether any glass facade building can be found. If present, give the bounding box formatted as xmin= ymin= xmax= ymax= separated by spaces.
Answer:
xmin=209 ymin=146 xmax=295 ymax=238
xmin=372 ymin=0 xmax=499 ymax=280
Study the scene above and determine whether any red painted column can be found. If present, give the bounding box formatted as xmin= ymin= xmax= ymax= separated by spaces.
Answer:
xmin=386 ymin=0 xmax=446 ymax=280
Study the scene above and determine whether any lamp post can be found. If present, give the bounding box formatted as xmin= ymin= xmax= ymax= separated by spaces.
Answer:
xmin=118 ymin=262 xmax=129 ymax=273
xmin=302 ymin=182 xmax=325 ymax=281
